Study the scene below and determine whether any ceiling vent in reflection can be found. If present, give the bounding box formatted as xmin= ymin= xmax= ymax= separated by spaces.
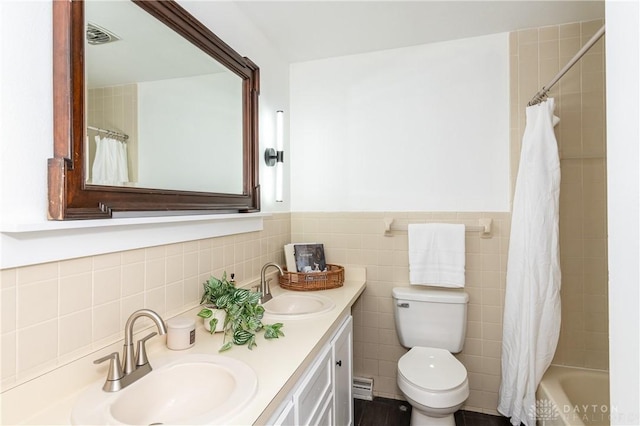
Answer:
xmin=86 ymin=23 xmax=121 ymax=45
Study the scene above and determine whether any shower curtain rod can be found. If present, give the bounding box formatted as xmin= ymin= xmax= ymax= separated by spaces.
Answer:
xmin=528 ymin=24 xmax=605 ymax=106
xmin=87 ymin=125 xmax=129 ymax=141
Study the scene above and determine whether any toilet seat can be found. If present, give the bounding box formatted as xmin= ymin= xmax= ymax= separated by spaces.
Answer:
xmin=397 ymin=346 xmax=469 ymax=410
xmin=398 ymin=347 xmax=467 ymax=392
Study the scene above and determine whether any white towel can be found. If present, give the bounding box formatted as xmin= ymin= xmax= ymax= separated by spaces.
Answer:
xmin=408 ymin=223 xmax=466 ymax=287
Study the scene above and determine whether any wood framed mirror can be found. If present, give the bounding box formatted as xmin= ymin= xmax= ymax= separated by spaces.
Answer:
xmin=49 ymin=0 xmax=260 ymax=220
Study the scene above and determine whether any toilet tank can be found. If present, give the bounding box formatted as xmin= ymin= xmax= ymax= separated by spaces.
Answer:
xmin=392 ymin=287 xmax=469 ymax=353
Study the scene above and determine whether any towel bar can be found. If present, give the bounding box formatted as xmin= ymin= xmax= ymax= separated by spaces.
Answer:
xmin=383 ymin=217 xmax=492 ymax=238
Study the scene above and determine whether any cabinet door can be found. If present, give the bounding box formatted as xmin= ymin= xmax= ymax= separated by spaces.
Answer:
xmin=312 ymin=391 xmax=334 ymax=426
xmin=295 ymin=346 xmax=333 ymax=426
xmin=332 ymin=316 xmax=353 ymax=426
xmin=270 ymin=399 xmax=295 ymax=426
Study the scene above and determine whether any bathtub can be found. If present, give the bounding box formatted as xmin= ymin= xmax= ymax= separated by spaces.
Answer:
xmin=536 ymin=365 xmax=610 ymax=425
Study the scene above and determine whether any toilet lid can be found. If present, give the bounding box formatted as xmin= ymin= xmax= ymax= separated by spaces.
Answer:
xmin=398 ymin=347 xmax=467 ymax=392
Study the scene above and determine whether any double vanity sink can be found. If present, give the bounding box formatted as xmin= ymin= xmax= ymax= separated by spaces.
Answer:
xmin=263 ymin=292 xmax=335 ymax=319
xmin=72 ymin=354 xmax=258 ymax=425
xmin=69 ymin=286 xmax=355 ymax=426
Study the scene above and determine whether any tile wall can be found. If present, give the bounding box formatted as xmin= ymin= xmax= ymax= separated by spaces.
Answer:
xmin=510 ymin=19 xmax=609 ymax=370
xmin=291 ymin=211 xmax=511 ymax=415
xmin=87 ymin=84 xmax=139 ymax=183
xmin=0 ymin=214 xmax=291 ymax=392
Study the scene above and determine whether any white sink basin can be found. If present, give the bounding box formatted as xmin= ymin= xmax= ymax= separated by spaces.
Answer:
xmin=71 ymin=354 xmax=257 ymax=425
xmin=263 ymin=292 xmax=335 ymax=319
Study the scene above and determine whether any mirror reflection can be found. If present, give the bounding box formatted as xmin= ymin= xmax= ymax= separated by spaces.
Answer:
xmin=85 ymin=0 xmax=243 ymax=194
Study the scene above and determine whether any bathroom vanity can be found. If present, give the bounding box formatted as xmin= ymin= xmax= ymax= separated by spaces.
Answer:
xmin=0 ymin=267 xmax=366 ymax=425
xmin=267 ymin=315 xmax=353 ymax=426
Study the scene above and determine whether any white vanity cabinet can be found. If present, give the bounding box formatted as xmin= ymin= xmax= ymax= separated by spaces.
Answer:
xmin=268 ymin=315 xmax=353 ymax=426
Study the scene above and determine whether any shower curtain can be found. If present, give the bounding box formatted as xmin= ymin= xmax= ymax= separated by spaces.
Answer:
xmin=498 ymin=98 xmax=561 ymax=426
xmin=92 ymin=136 xmax=129 ymax=185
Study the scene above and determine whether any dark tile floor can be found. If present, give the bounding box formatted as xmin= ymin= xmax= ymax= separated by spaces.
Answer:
xmin=354 ymin=397 xmax=411 ymax=426
xmin=354 ymin=397 xmax=512 ymax=426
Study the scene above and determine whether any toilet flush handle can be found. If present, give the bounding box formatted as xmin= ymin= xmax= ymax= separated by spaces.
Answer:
xmin=397 ymin=302 xmax=410 ymax=308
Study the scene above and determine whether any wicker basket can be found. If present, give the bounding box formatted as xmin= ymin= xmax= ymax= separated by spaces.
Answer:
xmin=279 ymin=264 xmax=344 ymax=291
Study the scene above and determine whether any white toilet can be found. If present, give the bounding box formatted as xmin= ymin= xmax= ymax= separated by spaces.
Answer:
xmin=392 ymin=287 xmax=470 ymax=426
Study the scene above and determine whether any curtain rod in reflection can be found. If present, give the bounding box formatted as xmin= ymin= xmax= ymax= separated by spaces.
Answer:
xmin=87 ymin=125 xmax=129 ymax=142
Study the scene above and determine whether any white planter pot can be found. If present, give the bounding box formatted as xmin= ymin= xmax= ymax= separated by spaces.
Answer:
xmin=202 ymin=308 xmax=226 ymax=333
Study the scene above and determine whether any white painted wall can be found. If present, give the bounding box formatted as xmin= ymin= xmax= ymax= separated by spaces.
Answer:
xmin=137 ymin=72 xmax=243 ymax=193
xmin=0 ymin=1 xmax=53 ymax=226
xmin=605 ymin=1 xmax=640 ymax=423
xmin=289 ymin=33 xmax=510 ymax=212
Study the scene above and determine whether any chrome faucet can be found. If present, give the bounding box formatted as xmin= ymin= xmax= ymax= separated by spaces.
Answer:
xmin=94 ymin=309 xmax=167 ymax=392
xmin=260 ymin=262 xmax=284 ymax=304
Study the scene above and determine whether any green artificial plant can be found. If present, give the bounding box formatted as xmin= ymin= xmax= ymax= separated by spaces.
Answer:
xmin=197 ymin=272 xmax=284 ymax=351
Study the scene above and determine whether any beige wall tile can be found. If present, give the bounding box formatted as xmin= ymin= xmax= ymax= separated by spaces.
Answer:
xmin=166 ymin=254 xmax=184 ymax=284
xmin=146 ymin=286 xmax=166 ymax=317
xmin=145 ymin=258 xmax=166 ymax=290
xmin=0 ymin=214 xmax=290 ymax=392
xmin=17 ymin=262 xmax=57 ymax=285
xmin=122 ymin=248 xmax=145 ymax=264
xmin=518 ymin=28 xmax=538 ymax=44
xmin=1 ymin=287 xmax=16 ymax=333
xmin=166 ymin=282 xmax=185 ymax=316
xmin=94 ymin=252 xmax=121 ymax=270
xmin=183 ymin=276 xmax=200 ymax=305
xmin=93 ymin=267 xmax=122 ymax=306
xmin=59 ymin=273 xmax=92 ymax=315
xmin=59 ymin=310 xmax=92 ymax=356
xmin=1 ymin=332 xmax=17 ymax=385
xmin=559 ymin=36 xmax=582 ymax=58
xmin=1 ymin=269 xmax=16 ymax=289
xmin=17 ymin=280 xmax=57 ymax=328
xmin=539 ymin=26 xmax=559 ymax=41
xmin=59 ymin=257 xmax=92 ymax=277
xmin=559 ymin=23 xmax=580 ymax=39
xmin=17 ymin=320 xmax=57 ymax=374
xmin=122 ymin=263 xmax=145 ymax=297
xmin=93 ymin=301 xmax=120 ymax=342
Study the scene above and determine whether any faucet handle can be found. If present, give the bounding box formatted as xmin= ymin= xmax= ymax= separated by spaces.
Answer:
xmin=135 ymin=332 xmax=157 ymax=367
xmin=94 ymin=352 xmax=124 ymax=382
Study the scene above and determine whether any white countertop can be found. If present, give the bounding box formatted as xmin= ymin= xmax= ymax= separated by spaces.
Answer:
xmin=1 ymin=267 xmax=366 ymax=425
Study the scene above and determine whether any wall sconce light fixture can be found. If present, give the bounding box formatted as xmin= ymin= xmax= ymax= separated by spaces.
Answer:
xmin=264 ymin=110 xmax=284 ymax=202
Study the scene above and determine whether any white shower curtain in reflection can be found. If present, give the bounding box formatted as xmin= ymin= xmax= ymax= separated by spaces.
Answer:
xmin=92 ymin=136 xmax=129 ymax=185
xmin=498 ymin=98 xmax=561 ymax=426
